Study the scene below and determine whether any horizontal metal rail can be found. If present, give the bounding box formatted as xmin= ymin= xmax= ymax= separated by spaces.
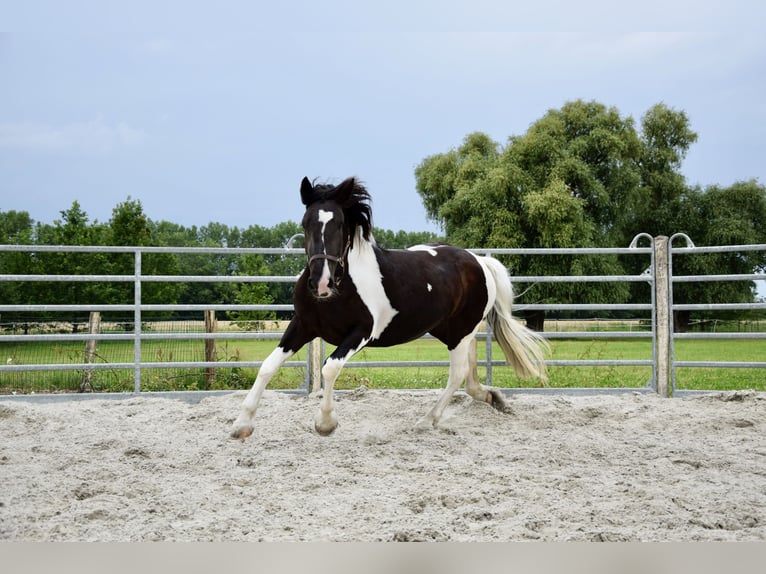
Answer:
xmin=512 ymin=275 xmax=651 ymax=283
xmin=674 ymin=361 xmax=766 ymax=369
xmin=673 ymin=303 xmax=766 ymax=311
xmin=542 ymin=331 xmax=652 ymax=339
xmin=673 ymin=273 xmax=765 ymax=283
xmin=0 ymin=274 xmax=299 ymax=283
xmin=671 ymin=244 xmax=766 ymax=254
xmin=0 ymin=304 xmax=294 ymax=312
xmin=0 ymin=361 xmax=307 ymax=372
xmin=517 ymin=304 xmax=653 ymax=311
xmin=0 ymin=332 xmax=287 ymax=343
xmin=341 ymin=359 xmax=654 ymax=369
xmin=471 ymin=247 xmax=654 ymax=255
xmin=675 ymin=332 xmax=766 ymax=340
xmin=0 ymin=244 xmax=305 ymax=255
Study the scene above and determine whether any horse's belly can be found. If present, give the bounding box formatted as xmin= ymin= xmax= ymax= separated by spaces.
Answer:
xmin=366 ymin=311 xmax=441 ymax=347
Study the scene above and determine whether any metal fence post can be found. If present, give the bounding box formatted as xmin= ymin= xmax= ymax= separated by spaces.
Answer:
xmin=484 ymin=324 xmax=493 ymax=387
xmin=653 ymin=236 xmax=672 ymax=397
xmin=134 ymin=250 xmax=142 ymax=394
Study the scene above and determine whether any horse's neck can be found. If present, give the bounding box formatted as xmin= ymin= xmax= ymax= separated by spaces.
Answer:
xmin=347 ymin=227 xmax=377 ymax=267
xmin=345 ymin=227 xmax=398 ymax=339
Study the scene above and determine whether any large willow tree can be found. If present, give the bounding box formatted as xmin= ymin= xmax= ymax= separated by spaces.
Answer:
xmin=415 ymin=100 xmax=697 ymax=329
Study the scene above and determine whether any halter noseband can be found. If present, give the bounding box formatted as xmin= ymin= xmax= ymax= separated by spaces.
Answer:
xmin=307 ymin=238 xmax=351 ymax=285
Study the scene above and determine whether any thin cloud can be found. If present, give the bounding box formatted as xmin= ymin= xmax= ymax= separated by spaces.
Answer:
xmin=0 ymin=117 xmax=147 ymax=154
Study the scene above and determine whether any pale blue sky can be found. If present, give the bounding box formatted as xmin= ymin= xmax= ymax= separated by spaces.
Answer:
xmin=2 ymin=1 xmax=765 ymax=235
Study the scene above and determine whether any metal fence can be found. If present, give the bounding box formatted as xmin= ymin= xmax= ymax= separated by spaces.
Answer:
xmin=0 ymin=236 xmax=764 ymax=400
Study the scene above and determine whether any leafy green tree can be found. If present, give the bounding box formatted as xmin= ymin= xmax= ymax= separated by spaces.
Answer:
xmin=239 ymin=221 xmax=304 ymax=311
xmin=0 ymin=211 xmax=35 ymax=321
xmin=618 ymin=103 xmax=698 ymax=244
xmin=0 ymin=210 xmax=34 ymax=244
xmin=373 ymin=228 xmax=442 ymax=249
xmin=31 ymin=202 xmax=113 ymax=326
xmin=182 ymin=224 xmax=240 ymax=320
xmin=507 ymin=100 xmax=642 ymax=244
xmin=616 ymin=105 xmax=763 ymax=329
xmin=670 ymin=180 xmax=766 ymax=330
xmin=110 ymin=197 xmax=151 ymax=247
xmin=228 ymin=254 xmax=276 ymax=327
xmin=417 ymin=100 xmax=765 ymax=331
xmin=151 ymin=220 xmax=200 ymax=247
xmin=108 ymin=198 xmax=182 ymax=318
xmin=415 ymin=101 xmax=640 ymax=329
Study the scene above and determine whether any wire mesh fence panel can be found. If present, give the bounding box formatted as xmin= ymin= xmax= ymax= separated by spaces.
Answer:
xmin=0 ymin=319 xmax=303 ymax=393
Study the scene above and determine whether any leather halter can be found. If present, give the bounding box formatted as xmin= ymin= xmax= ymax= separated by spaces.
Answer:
xmin=307 ymin=238 xmax=351 ymax=285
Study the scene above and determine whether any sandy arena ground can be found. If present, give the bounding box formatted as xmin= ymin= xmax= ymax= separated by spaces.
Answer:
xmin=1 ymin=388 xmax=764 ymax=541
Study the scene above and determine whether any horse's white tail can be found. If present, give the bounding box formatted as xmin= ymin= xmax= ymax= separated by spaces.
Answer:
xmin=483 ymin=257 xmax=550 ymax=382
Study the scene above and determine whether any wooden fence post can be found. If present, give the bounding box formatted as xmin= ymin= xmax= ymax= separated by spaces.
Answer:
xmin=654 ymin=236 xmax=672 ymax=397
xmin=204 ymin=310 xmax=217 ymax=390
xmin=80 ymin=311 xmax=101 ymax=392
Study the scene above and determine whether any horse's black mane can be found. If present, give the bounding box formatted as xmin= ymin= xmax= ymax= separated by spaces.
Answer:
xmin=307 ymin=177 xmax=373 ymax=244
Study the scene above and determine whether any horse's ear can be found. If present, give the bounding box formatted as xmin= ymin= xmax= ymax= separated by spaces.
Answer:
xmin=333 ymin=177 xmax=356 ymax=206
xmin=300 ymin=177 xmax=314 ymax=206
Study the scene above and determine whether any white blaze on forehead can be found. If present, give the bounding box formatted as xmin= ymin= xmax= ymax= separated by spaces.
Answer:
xmin=427 ymin=283 xmax=433 ymax=292
xmin=316 ymin=210 xmax=335 ymax=296
xmin=317 ymin=209 xmax=334 ymax=228
xmin=408 ymin=244 xmax=438 ymax=256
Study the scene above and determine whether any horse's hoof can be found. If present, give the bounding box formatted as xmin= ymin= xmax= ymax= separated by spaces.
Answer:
xmin=414 ymin=416 xmax=437 ymax=431
xmin=230 ymin=425 xmax=254 ymax=440
xmin=314 ymin=422 xmax=338 ymax=436
xmin=486 ymin=388 xmax=508 ymax=412
xmin=314 ymin=410 xmax=339 ymax=436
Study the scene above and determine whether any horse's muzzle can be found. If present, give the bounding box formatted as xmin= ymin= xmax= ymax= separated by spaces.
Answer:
xmin=308 ymin=274 xmax=337 ymax=299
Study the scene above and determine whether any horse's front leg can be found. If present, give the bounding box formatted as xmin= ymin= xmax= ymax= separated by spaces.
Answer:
xmin=230 ymin=321 xmax=311 ymax=440
xmin=314 ymin=333 xmax=369 ymax=436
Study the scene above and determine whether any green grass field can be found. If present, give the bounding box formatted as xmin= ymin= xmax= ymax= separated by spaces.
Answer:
xmin=1 ymin=336 xmax=763 ymax=394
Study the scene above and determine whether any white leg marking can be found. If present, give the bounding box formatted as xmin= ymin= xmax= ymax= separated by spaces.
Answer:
xmin=314 ymin=338 xmax=369 ymax=435
xmin=464 ymin=336 xmax=505 ymax=409
xmin=231 ymin=347 xmax=293 ymax=438
xmin=315 ymin=357 xmax=343 ymax=435
xmin=416 ymin=331 xmax=475 ymax=429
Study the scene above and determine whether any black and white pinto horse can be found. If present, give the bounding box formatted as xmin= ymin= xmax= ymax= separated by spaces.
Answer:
xmin=231 ymin=177 xmax=549 ymax=439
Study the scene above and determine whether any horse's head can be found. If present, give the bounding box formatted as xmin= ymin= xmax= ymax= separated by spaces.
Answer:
xmin=300 ymin=176 xmax=372 ymax=299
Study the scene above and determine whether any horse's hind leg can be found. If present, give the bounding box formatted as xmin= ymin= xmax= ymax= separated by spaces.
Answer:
xmin=464 ymin=337 xmax=508 ymax=412
xmin=416 ymin=334 xmax=473 ymax=429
